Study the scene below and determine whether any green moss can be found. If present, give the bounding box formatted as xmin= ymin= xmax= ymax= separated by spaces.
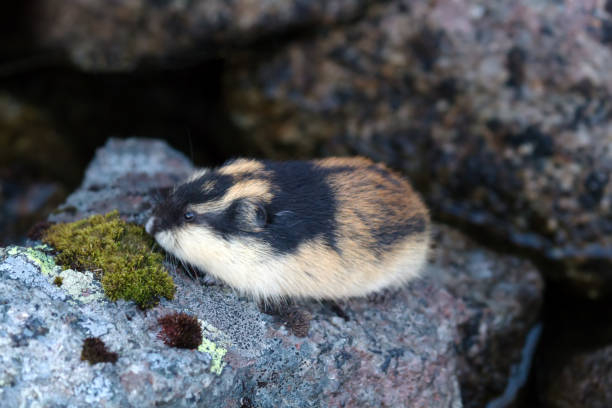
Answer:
xmin=53 ymin=276 xmax=63 ymax=286
xmin=42 ymin=211 xmax=175 ymax=309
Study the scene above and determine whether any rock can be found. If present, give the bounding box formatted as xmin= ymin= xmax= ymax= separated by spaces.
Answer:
xmin=34 ymin=0 xmax=374 ymax=71
xmin=0 ymin=3 xmax=36 ymax=61
xmin=0 ymin=93 xmax=77 ymax=179
xmin=540 ymin=345 xmax=612 ymax=408
xmin=535 ymin=291 xmax=612 ymax=408
xmin=49 ymin=138 xmax=194 ymax=226
xmin=0 ymin=138 xmax=542 ymax=406
xmin=0 ymin=93 xmax=74 ymax=246
xmin=225 ymin=0 xmax=612 ymax=297
xmin=429 ymin=226 xmax=543 ymax=408
xmin=0 ymin=246 xmax=464 ymax=407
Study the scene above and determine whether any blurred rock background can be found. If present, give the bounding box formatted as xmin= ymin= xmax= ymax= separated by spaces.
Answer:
xmin=1 ymin=0 xmax=611 ymax=406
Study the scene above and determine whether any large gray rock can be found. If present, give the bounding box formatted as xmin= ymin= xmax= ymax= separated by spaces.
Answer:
xmin=0 ymin=247 xmax=463 ymax=407
xmin=34 ymin=0 xmax=375 ymax=71
xmin=225 ymin=0 xmax=612 ymax=298
xmin=0 ymin=138 xmax=543 ymax=407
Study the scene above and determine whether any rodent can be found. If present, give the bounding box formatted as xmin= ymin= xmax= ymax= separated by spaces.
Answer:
xmin=146 ymin=157 xmax=430 ymax=301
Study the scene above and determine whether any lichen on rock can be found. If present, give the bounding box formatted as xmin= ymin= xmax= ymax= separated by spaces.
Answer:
xmin=42 ymin=210 xmax=175 ymax=308
xmin=4 ymin=245 xmax=58 ymax=276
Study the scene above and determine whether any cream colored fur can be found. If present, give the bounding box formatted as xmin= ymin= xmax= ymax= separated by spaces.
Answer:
xmin=155 ymin=224 xmax=429 ymax=301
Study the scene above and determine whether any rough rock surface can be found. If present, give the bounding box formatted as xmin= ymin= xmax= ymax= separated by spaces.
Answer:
xmin=0 ymin=247 xmax=464 ymax=407
xmin=540 ymin=345 xmax=612 ymax=408
xmin=34 ymin=0 xmax=374 ymax=71
xmin=429 ymin=226 xmax=543 ymax=408
xmin=1 ymin=139 xmax=543 ymax=407
xmin=225 ymin=0 xmax=612 ymax=297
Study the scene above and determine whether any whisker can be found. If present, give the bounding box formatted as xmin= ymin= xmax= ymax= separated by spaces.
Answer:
xmin=181 ymin=260 xmax=196 ymax=280
xmin=173 ymin=238 xmax=198 ymax=281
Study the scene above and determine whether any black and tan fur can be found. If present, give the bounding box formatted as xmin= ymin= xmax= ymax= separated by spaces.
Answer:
xmin=146 ymin=157 xmax=430 ymax=301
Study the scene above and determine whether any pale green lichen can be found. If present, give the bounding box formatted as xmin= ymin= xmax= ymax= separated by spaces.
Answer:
xmin=58 ymin=269 xmax=105 ymax=303
xmin=198 ymin=337 xmax=227 ymax=375
xmin=200 ymin=320 xmax=231 ymax=346
xmin=1 ymin=246 xmax=105 ymax=304
xmin=42 ymin=211 xmax=175 ymax=309
xmin=5 ymin=245 xmax=59 ymax=276
xmin=197 ymin=318 xmax=227 ymax=375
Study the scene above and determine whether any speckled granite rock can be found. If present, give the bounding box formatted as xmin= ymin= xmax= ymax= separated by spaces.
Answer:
xmin=34 ymin=0 xmax=375 ymax=71
xmin=225 ymin=0 xmax=612 ymax=297
xmin=429 ymin=226 xmax=543 ymax=408
xmin=0 ymin=138 xmax=542 ymax=407
xmin=540 ymin=345 xmax=612 ymax=408
xmin=0 ymin=247 xmax=464 ymax=407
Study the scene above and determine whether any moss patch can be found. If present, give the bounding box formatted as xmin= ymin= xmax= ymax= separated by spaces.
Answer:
xmin=42 ymin=211 xmax=175 ymax=309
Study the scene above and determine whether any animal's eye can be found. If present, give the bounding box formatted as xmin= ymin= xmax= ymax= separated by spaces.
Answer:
xmin=184 ymin=211 xmax=195 ymax=221
xmin=255 ymin=206 xmax=266 ymax=224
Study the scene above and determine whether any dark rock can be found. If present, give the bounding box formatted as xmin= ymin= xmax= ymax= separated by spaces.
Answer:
xmin=225 ymin=0 xmax=612 ymax=297
xmin=506 ymin=46 xmax=527 ymax=88
xmin=0 ymin=139 xmax=543 ymax=406
xmin=0 ymin=93 xmax=73 ymax=246
xmin=33 ymin=0 xmax=376 ymax=71
xmin=601 ymin=20 xmax=612 ymax=44
xmin=506 ymin=125 xmax=554 ymax=158
xmin=410 ymin=27 xmax=444 ymax=71
xmin=0 ymin=93 xmax=79 ymax=182
xmin=580 ymin=170 xmax=610 ymax=209
xmin=541 ymin=345 xmax=612 ymax=408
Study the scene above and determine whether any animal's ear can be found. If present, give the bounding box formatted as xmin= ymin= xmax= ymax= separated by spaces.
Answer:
xmin=236 ymin=200 xmax=268 ymax=232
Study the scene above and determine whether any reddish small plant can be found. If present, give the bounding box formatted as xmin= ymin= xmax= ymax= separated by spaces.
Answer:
xmin=80 ymin=337 xmax=118 ymax=364
xmin=157 ymin=312 xmax=203 ymax=349
xmin=27 ymin=221 xmax=55 ymax=241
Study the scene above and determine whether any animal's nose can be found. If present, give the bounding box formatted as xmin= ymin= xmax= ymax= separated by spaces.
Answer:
xmin=145 ymin=216 xmax=157 ymax=235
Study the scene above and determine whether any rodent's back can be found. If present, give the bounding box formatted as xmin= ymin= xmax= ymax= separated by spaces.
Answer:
xmin=300 ymin=157 xmax=430 ymax=296
xmin=314 ymin=157 xmax=428 ymax=256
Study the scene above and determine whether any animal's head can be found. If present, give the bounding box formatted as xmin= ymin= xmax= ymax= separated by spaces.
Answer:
xmin=145 ymin=159 xmax=273 ymax=263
